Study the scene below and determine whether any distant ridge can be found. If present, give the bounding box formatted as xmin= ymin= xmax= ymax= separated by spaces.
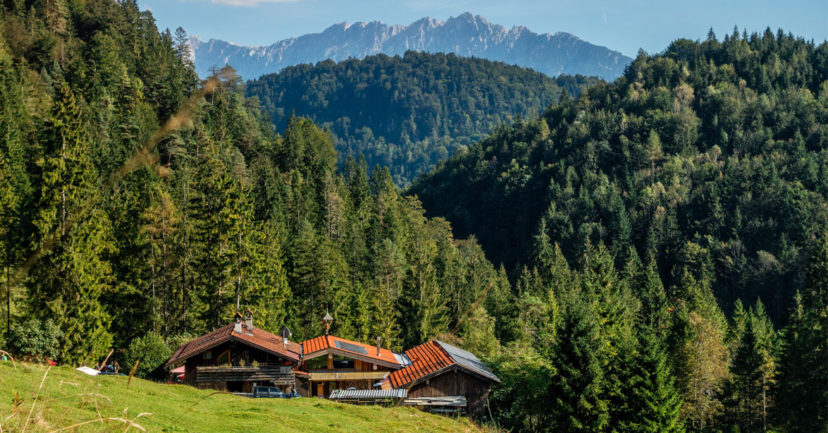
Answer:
xmin=189 ymin=12 xmax=632 ymax=80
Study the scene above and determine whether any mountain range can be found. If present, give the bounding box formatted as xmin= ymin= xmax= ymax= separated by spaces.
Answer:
xmin=189 ymin=12 xmax=632 ymax=80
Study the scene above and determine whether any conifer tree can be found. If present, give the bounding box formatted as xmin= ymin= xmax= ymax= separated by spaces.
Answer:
xmin=289 ymin=219 xmax=323 ymax=338
xmin=549 ymin=292 xmax=609 ymax=433
xmin=0 ymin=39 xmax=31 ymax=335
xmin=669 ymin=269 xmax=730 ymax=431
xmin=637 ymin=257 xmax=670 ymax=336
xmin=776 ymin=233 xmax=828 ymax=433
xmin=371 ymin=238 xmax=405 ymax=349
xmin=244 ymin=221 xmax=291 ymax=334
xmin=30 ymin=84 xmax=116 ymax=364
xmin=619 ymin=325 xmax=685 ymax=433
xmin=513 ymin=267 xmax=552 ymax=349
xmin=730 ymin=302 xmax=777 ymax=433
xmin=140 ymin=185 xmax=179 ymax=335
xmin=579 ymin=243 xmax=638 ymax=432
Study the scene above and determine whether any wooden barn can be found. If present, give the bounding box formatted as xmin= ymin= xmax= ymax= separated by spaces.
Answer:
xmin=165 ymin=311 xmax=303 ymax=393
xmin=295 ymin=312 xmax=409 ymax=397
xmin=382 ymin=340 xmax=500 ymax=419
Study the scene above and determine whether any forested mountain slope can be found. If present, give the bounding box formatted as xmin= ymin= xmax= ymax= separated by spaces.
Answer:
xmin=1 ymin=3 xmax=827 ymax=432
xmin=0 ymin=0 xmax=508 ymax=364
xmin=246 ymin=51 xmax=599 ymax=186
xmin=411 ymin=29 xmax=828 ymax=324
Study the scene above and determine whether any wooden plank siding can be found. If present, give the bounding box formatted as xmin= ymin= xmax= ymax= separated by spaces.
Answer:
xmin=407 ymin=368 xmax=492 ymax=419
xmin=195 ymin=365 xmax=295 ymax=384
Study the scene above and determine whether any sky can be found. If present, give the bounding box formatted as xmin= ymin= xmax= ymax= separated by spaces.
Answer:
xmin=137 ymin=0 xmax=827 ymax=57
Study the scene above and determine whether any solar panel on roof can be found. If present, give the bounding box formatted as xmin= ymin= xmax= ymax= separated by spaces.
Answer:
xmin=335 ymin=340 xmax=369 ymax=354
xmin=436 ymin=340 xmax=500 ymax=383
xmin=394 ymin=353 xmax=411 ymax=366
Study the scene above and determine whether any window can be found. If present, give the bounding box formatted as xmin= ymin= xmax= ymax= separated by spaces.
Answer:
xmin=217 ymin=350 xmax=231 ymax=366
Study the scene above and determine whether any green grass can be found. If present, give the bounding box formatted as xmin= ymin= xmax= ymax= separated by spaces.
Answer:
xmin=0 ymin=362 xmax=492 ymax=432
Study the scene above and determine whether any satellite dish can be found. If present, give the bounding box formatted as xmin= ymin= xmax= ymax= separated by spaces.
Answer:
xmin=280 ymin=326 xmax=292 ymax=339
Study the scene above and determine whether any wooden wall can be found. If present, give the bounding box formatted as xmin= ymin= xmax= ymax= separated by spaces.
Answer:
xmin=408 ymin=368 xmax=492 ymax=419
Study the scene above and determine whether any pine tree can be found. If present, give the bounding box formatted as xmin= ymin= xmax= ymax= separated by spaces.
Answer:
xmin=288 ymin=219 xmax=323 ymax=338
xmin=730 ymin=303 xmax=777 ymax=433
xmin=669 ymin=270 xmax=730 ymax=431
xmin=549 ymin=292 xmax=609 ymax=433
xmin=243 ymin=221 xmax=291 ymax=334
xmin=371 ymin=238 xmax=405 ymax=350
xmin=619 ymin=325 xmax=685 ymax=433
xmin=30 ymin=83 xmax=116 ymax=364
xmin=776 ymin=233 xmax=828 ymax=432
xmin=580 ymin=243 xmax=638 ymax=433
xmin=0 ymin=39 xmax=32 ymax=335
xmin=140 ymin=185 xmax=179 ymax=335
xmin=637 ymin=257 xmax=670 ymax=336
xmin=513 ymin=267 xmax=552 ymax=349
xmin=460 ymin=305 xmax=500 ymax=358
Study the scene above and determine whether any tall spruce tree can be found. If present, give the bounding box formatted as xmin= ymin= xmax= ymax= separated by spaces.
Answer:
xmin=550 ymin=291 xmax=609 ymax=433
xmin=776 ymin=233 xmax=828 ymax=433
xmin=30 ymin=84 xmax=115 ymax=364
xmin=619 ymin=325 xmax=685 ymax=433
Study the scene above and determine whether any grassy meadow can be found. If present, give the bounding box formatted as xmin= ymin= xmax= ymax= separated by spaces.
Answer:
xmin=0 ymin=362 xmax=491 ymax=433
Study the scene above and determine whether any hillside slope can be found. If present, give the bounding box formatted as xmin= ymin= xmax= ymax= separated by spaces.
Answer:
xmin=0 ymin=363 xmax=488 ymax=433
xmin=410 ymin=30 xmax=828 ymax=323
xmin=0 ymin=0 xmax=511 ymax=363
xmin=247 ymin=51 xmax=598 ymax=185
xmin=190 ymin=12 xmax=631 ymax=80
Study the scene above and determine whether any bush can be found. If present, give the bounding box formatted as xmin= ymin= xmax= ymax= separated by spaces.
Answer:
xmin=6 ymin=318 xmax=63 ymax=361
xmin=123 ymin=332 xmax=172 ymax=379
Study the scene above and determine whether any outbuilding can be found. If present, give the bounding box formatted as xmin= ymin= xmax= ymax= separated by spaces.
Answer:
xmin=382 ymin=340 xmax=500 ymax=418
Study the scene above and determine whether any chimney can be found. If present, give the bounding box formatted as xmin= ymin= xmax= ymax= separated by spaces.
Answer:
xmin=245 ymin=309 xmax=254 ymax=332
xmin=376 ymin=336 xmax=382 ymax=356
xmin=234 ymin=311 xmax=243 ymax=333
xmin=280 ymin=326 xmax=292 ymax=346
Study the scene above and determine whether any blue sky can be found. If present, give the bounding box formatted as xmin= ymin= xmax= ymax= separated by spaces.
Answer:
xmin=138 ymin=0 xmax=827 ymax=57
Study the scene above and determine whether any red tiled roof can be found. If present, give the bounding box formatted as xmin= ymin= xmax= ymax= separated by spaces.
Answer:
xmin=166 ymin=324 xmax=302 ymax=366
xmin=385 ymin=340 xmax=452 ymax=389
xmin=302 ymin=335 xmax=400 ymax=368
xmin=384 ymin=340 xmax=500 ymax=389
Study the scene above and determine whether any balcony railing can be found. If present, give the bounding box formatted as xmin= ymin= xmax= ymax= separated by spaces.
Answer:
xmin=195 ymin=365 xmax=295 ymax=384
xmin=307 ymin=369 xmax=390 ymax=381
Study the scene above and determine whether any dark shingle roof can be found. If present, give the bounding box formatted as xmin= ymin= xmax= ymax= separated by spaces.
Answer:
xmin=166 ymin=324 xmax=302 ymax=366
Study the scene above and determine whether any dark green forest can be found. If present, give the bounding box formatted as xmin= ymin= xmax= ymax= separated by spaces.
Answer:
xmin=246 ymin=52 xmax=599 ymax=186
xmin=411 ymin=29 xmax=828 ymax=324
xmin=410 ymin=29 xmax=828 ymax=432
xmin=0 ymin=2 xmax=826 ymax=432
xmin=0 ymin=0 xmax=509 ymax=357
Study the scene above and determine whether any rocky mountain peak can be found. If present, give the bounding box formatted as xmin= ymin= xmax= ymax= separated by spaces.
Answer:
xmin=190 ymin=13 xmax=631 ymax=80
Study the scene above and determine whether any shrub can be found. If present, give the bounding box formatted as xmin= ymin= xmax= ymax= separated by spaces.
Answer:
xmin=6 ymin=318 xmax=63 ymax=361
xmin=123 ymin=332 xmax=172 ymax=379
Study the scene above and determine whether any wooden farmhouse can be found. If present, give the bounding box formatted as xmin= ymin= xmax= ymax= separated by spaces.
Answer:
xmin=165 ymin=311 xmax=303 ymax=393
xmin=295 ymin=312 xmax=409 ymax=397
xmin=166 ymin=311 xmax=500 ymax=419
xmin=382 ymin=340 xmax=500 ymax=418
xmin=297 ymin=334 xmax=409 ymax=397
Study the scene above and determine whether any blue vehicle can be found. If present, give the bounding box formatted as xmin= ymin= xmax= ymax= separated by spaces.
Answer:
xmin=253 ymin=386 xmax=286 ymax=398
